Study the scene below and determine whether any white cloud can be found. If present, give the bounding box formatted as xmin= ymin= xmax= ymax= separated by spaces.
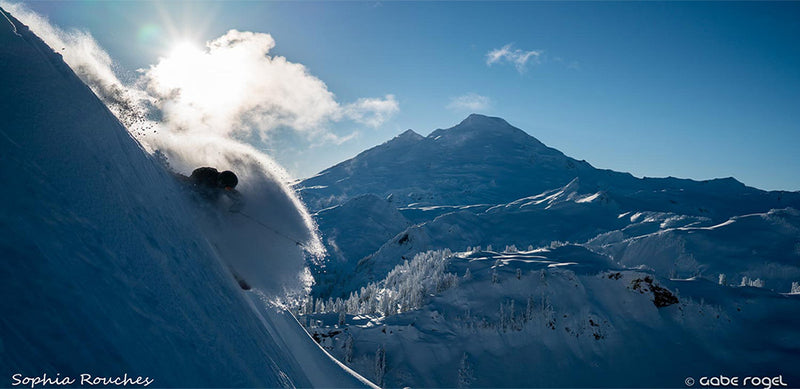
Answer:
xmin=141 ymin=30 xmax=343 ymax=140
xmin=141 ymin=30 xmax=398 ymax=141
xmin=343 ymin=94 xmax=399 ymax=128
xmin=447 ymin=93 xmax=491 ymax=112
xmin=486 ymin=43 xmax=543 ymax=73
xmin=2 ymin=2 xmax=399 ymax=178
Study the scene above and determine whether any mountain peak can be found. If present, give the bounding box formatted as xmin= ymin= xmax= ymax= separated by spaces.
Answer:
xmin=396 ymin=129 xmax=424 ymax=141
xmin=459 ymin=113 xmax=512 ymax=128
xmin=436 ymin=114 xmax=516 ymax=136
xmin=427 ymin=114 xmax=544 ymax=150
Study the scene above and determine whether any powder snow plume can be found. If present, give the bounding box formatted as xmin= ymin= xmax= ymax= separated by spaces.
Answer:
xmin=0 ymin=2 xmax=397 ymax=295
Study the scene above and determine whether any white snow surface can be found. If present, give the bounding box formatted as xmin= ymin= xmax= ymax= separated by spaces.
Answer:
xmin=0 ymin=9 xmax=372 ymax=387
xmin=307 ymin=248 xmax=800 ymax=388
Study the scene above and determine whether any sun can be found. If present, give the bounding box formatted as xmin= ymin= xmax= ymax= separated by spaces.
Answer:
xmin=167 ymin=40 xmax=204 ymax=62
xmin=150 ymin=39 xmax=248 ymax=118
xmin=152 ymin=41 xmax=206 ymax=92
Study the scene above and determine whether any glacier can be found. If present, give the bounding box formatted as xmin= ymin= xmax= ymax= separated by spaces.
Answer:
xmin=0 ymin=8 xmax=373 ymax=388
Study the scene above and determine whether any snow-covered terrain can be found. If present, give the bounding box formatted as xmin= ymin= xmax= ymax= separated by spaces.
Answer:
xmin=0 ymin=8 xmax=373 ymax=387
xmin=298 ymin=114 xmax=800 ymax=298
xmin=296 ymin=114 xmax=800 ymax=386
xmin=305 ymin=248 xmax=800 ymax=387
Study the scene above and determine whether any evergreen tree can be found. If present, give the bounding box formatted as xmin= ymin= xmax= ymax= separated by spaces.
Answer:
xmin=343 ymin=334 xmax=354 ymax=363
xmin=374 ymin=344 xmax=386 ymax=387
xmin=457 ymin=353 xmax=475 ymax=388
xmin=526 ymin=295 xmax=535 ymax=322
xmin=499 ymin=302 xmax=507 ymax=331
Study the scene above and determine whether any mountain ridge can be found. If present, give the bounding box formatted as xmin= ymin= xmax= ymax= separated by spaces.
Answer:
xmin=298 ymin=114 xmax=795 ymax=217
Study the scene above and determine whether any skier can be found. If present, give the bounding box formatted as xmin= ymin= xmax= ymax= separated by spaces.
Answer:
xmin=181 ymin=167 xmax=243 ymax=211
xmin=189 ymin=167 xmax=238 ymax=195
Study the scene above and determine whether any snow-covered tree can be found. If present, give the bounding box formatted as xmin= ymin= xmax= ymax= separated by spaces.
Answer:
xmin=315 ymin=299 xmax=325 ymax=313
xmin=526 ymin=295 xmax=535 ymax=322
xmin=516 ymin=268 xmax=522 ymax=280
xmin=549 ymin=240 xmax=566 ymax=249
xmin=343 ymin=334 xmax=354 ymax=363
xmin=499 ymin=302 xmax=507 ymax=331
xmin=509 ymin=300 xmax=516 ymax=330
xmin=320 ymin=249 xmax=459 ymax=316
xmin=541 ymin=294 xmax=555 ymax=329
xmin=457 ymin=353 xmax=475 ymax=388
xmin=740 ymin=276 xmax=765 ymax=288
xmin=374 ymin=344 xmax=386 ymax=387
xmin=463 ymin=267 xmax=472 ymax=280
xmin=491 ymin=268 xmax=499 ymax=284
xmin=791 ymin=281 xmax=800 ymax=294
xmin=718 ymin=273 xmax=727 ymax=286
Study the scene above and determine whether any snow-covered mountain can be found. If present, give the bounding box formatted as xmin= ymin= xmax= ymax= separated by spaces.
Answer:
xmin=298 ymin=114 xmax=800 ymax=297
xmin=300 ymin=114 xmax=599 ymax=210
xmin=296 ymin=114 xmax=800 ymax=386
xmin=0 ymin=8 xmax=372 ymax=387
xmin=299 ymin=114 xmax=795 ymax=219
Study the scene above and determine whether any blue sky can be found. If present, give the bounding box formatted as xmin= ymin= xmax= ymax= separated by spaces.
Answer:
xmin=13 ymin=1 xmax=800 ymax=190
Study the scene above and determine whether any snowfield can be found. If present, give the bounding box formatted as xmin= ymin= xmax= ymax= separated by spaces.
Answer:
xmin=0 ymin=8 xmax=372 ymax=388
xmin=305 ymin=248 xmax=800 ymax=388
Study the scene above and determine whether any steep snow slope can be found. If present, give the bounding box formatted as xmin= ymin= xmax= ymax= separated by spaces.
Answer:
xmin=311 ymin=194 xmax=412 ymax=298
xmin=591 ymin=207 xmax=800 ymax=291
xmin=0 ymin=9 xmax=372 ymax=387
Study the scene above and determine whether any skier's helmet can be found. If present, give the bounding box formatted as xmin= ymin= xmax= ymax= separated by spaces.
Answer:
xmin=218 ymin=170 xmax=238 ymax=189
